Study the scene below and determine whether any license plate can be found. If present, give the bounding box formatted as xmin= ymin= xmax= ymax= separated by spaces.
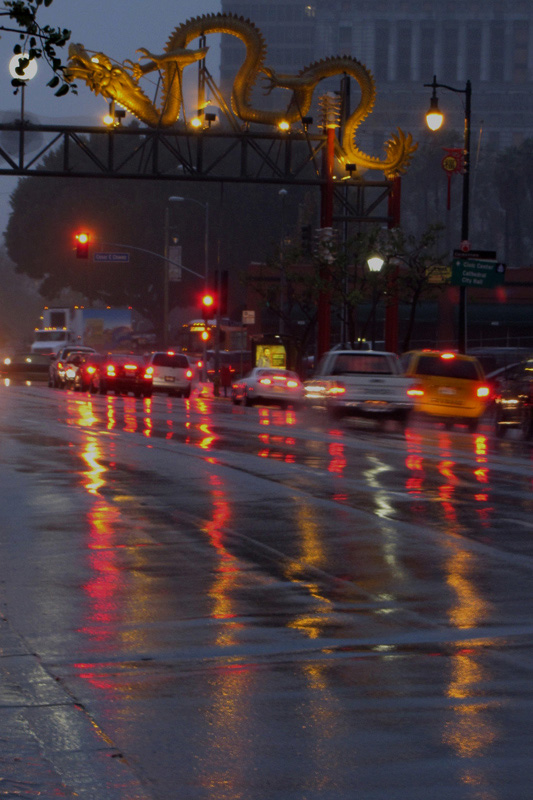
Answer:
xmin=439 ymin=387 xmax=456 ymax=395
xmin=364 ymin=400 xmax=387 ymax=406
xmin=164 ymin=376 xmax=175 ymax=382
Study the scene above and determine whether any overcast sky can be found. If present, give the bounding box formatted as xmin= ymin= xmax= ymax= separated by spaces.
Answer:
xmin=0 ymin=0 xmax=222 ymax=233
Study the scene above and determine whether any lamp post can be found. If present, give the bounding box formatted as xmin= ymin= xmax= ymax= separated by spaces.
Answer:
xmin=163 ymin=196 xmax=183 ymax=348
xmin=171 ymin=196 xmax=210 ymax=377
xmin=424 ymin=75 xmax=471 ymax=354
xmin=367 ymin=254 xmax=385 ymax=349
xmin=9 ymin=52 xmax=38 ymax=169
xmin=278 ymin=188 xmax=288 ymax=335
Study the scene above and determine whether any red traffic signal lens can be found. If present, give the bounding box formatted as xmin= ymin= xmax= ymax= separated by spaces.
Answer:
xmin=202 ymin=294 xmax=214 ymax=307
xmin=76 ymin=232 xmax=89 ymax=244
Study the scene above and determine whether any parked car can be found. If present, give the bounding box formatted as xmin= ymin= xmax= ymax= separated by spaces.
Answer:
xmin=400 ymin=349 xmax=490 ymax=431
xmin=493 ymin=355 xmax=533 ymax=439
xmin=64 ymin=352 xmax=104 ymax=391
xmin=49 ymin=346 xmax=97 ymax=388
xmin=232 ymin=368 xmax=304 ymax=407
xmin=88 ymin=353 xmax=153 ymax=397
xmin=145 ymin=351 xmax=196 ymax=397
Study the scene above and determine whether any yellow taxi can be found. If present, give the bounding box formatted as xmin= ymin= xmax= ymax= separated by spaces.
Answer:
xmin=400 ymin=350 xmax=490 ymax=431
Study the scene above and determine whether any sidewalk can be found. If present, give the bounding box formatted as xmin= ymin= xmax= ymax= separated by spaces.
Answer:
xmin=0 ymin=614 xmax=152 ymax=799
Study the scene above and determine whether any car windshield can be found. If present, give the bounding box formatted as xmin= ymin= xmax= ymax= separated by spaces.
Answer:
xmin=331 ymin=354 xmax=393 ymax=375
xmin=416 ymin=356 xmax=480 ymax=380
xmin=152 ymin=353 xmax=189 ymax=368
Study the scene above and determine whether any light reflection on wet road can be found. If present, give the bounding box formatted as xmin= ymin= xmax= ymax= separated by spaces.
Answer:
xmin=1 ymin=383 xmax=533 ymax=800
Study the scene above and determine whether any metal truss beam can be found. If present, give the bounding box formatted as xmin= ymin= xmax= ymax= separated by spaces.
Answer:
xmin=0 ymin=121 xmax=393 ymax=222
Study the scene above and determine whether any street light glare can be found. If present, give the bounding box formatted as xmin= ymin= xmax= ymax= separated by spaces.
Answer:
xmin=367 ymin=255 xmax=385 ymax=272
xmin=426 ymin=109 xmax=444 ymax=131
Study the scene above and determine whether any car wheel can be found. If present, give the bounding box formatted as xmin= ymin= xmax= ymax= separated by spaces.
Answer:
xmin=519 ymin=405 xmax=533 ymax=440
xmin=327 ymin=406 xmax=345 ymax=420
xmin=183 ymin=386 xmax=191 ymax=399
xmin=143 ymin=390 xmax=152 ymax=398
xmin=466 ymin=418 xmax=479 ymax=433
xmin=134 ymin=389 xmax=141 ymax=398
xmin=245 ymin=393 xmax=254 ymax=407
xmin=99 ymin=382 xmax=107 ymax=395
xmin=89 ymin=380 xmax=97 ymax=394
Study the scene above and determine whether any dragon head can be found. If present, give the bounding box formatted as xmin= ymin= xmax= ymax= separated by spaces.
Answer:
xmin=65 ymin=44 xmax=143 ymax=102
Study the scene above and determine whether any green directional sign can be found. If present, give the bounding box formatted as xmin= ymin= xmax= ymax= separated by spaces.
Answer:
xmin=451 ymin=258 xmax=506 ymax=288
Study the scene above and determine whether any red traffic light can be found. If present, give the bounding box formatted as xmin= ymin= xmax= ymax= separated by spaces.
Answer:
xmin=201 ymin=292 xmax=216 ymax=321
xmin=75 ymin=231 xmax=90 ymax=259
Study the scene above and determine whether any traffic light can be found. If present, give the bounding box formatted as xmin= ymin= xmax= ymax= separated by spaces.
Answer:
xmin=75 ymin=231 xmax=90 ymax=259
xmin=201 ymin=292 xmax=216 ymax=321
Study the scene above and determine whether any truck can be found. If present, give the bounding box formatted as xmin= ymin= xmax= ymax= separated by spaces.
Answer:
xmin=30 ymin=306 xmax=133 ymax=355
xmin=304 ymin=348 xmax=417 ymax=428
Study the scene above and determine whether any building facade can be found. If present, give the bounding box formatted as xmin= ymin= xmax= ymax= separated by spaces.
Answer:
xmin=220 ymin=0 xmax=533 ymax=149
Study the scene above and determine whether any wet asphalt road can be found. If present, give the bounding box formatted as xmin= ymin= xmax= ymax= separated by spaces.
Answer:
xmin=1 ymin=382 xmax=533 ymax=799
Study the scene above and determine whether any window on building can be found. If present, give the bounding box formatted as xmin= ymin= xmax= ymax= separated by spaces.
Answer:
xmin=339 ymin=26 xmax=352 ymax=52
xmin=396 ymin=23 xmax=412 ymax=81
xmin=466 ymin=24 xmax=481 ymax=82
xmin=374 ymin=22 xmax=389 ymax=81
xmin=442 ymin=25 xmax=458 ymax=81
xmin=420 ymin=24 xmax=435 ymax=78
xmin=513 ymin=21 xmax=529 ymax=83
xmin=489 ymin=21 xmax=505 ymax=82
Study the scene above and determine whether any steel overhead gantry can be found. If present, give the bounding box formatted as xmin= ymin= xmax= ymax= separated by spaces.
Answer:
xmin=0 ymin=120 xmax=392 ymax=217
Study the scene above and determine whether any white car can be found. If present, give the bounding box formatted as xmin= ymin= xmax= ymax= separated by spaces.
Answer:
xmin=145 ymin=351 xmax=196 ymax=397
xmin=231 ymin=367 xmax=305 ymax=407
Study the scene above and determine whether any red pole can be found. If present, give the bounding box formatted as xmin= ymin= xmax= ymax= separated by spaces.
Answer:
xmin=317 ymin=126 xmax=335 ymax=359
xmin=385 ymin=176 xmax=401 ymax=353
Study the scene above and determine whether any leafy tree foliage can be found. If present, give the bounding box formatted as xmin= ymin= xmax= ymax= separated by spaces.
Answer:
xmin=1 ymin=0 xmax=74 ymax=96
xmin=5 ymin=128 xmax=310 ymax=340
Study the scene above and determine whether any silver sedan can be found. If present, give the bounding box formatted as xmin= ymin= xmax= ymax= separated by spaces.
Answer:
xmin=231 ymin=367 xmax=305 ymax=408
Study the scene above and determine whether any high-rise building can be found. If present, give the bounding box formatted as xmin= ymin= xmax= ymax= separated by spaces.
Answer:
xmin=220 ymin=0 xmax=533 ymax=149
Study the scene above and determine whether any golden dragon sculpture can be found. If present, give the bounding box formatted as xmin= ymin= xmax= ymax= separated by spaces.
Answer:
xmin=66 ymin=13 xmax=417 ymax=177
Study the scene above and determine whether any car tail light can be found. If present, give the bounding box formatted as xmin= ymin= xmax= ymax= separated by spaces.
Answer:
xmin=407 ymin=387 xmax=424 ymax=397
xmin=286 ymin=379 xmax=299 ymax=388
xmin=259 ymin=377 xmax=272 ymax=385
xmin=124 ymin=363 xmax=138 ymax=371
xmin=143 ymin=367 xmax=154 ymax=379
xmin=86 ymin=366 xmax=96 ymax=375
xmin=441 ymin=352 xmax=455 ymax=359
xmin=186 ymin=369 xmax=193 ymax=379
xmin=106 ymin=365 xmax=116 ymax=377
xmin=477 ymin=386 xmax=490 ymax=398
xmin=328 ymin=382 xmax=346 ymax=396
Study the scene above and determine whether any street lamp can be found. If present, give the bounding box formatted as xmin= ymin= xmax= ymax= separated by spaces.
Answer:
xmin=367 ymin=254 xmax=385 ymax=350
xmin=424 ymin=74 xmax=472 ymax=354
xmin=171 ymin=196 xmax=210 ymax=377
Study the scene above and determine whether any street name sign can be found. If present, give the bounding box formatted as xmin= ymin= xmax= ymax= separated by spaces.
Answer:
xmin=453 ymin=248 xmax=496 ymax=260
xmin=451 ymin=258 xmax=506 ymax=288
xmin=94 ymin=252 xmax=130 ymax=262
